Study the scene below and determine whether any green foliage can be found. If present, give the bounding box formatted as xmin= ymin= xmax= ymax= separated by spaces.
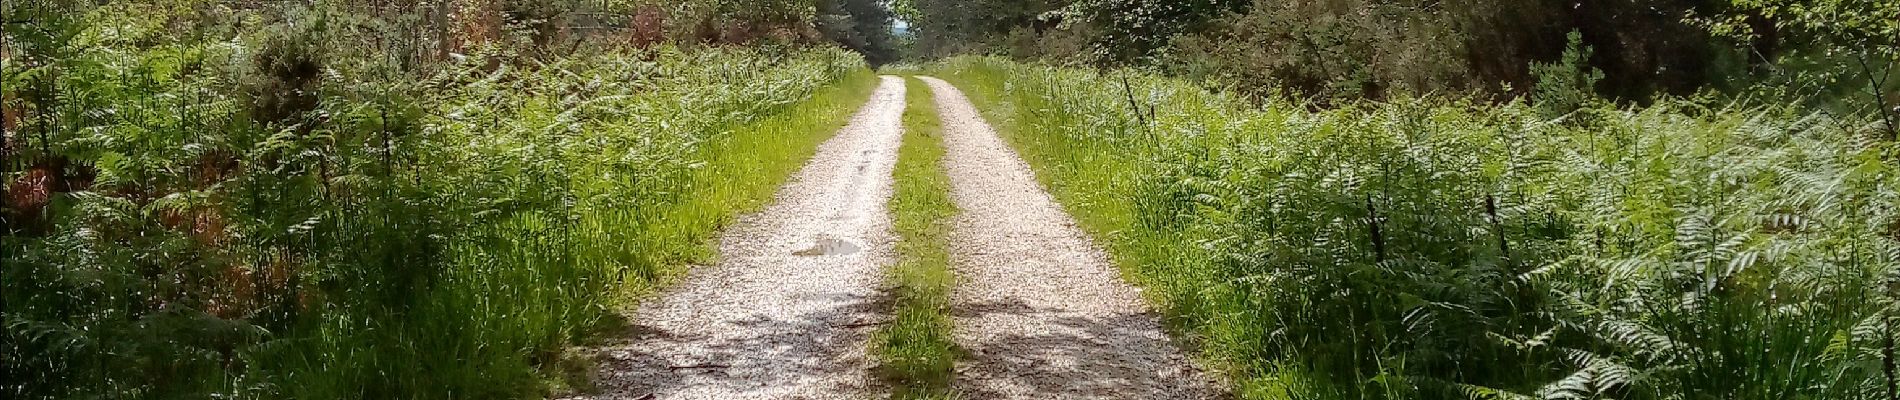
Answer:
xmin=898 ymin=0 xmax=1888 ymax=125
xmin=933 ymin=56 xmax=1900 ymax=400
xmin=906 ymin=0 xmax=1785 ymax=104
xmin=1702 ymin=0 xmax=1899 ymax=140
xmin=1057 ymin=0 xmax=1245 ymax=63
xmin=817 ymin=0 xmax=901 ymax=66
xmin=1713 ymin=0 xmax=1899 ymax=44
xmin=1163 ymin=0 xmax=1475 ymax=103
xmin=872 ymin=76 xmax=961 ymax=400
xmin=895 ymin=0 xmax=1068 ymax=58
xmin=1530 ymin=32 xmax=1607 ymax=120
xmin=1 ymin=1 xmax=872 ymax=398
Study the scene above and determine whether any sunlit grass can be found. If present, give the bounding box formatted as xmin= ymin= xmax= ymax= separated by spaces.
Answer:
xmin=933 ymin=56 xmax=1899 ymax=400
xmin=611 ymin=69 xmax=885 ymax=299
xmin=244 ymin=60 xmax=883 ymax=399
xmin=1 ymin=5 xmax=880 ymax=395
xmin=872 ymin=76 xmax=961 ymax=400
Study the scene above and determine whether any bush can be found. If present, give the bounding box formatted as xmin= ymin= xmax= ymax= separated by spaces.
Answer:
xmin=1529 ymin=31 xmax=1607 ymax=120
xmin=913 ymin=0 xmax=1735 ymax=103
xmin=1 ymin=2 xmax=867 ymax=398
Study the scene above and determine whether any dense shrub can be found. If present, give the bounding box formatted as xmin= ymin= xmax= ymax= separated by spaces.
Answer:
xmin=1 ymin=1 xmax=867 ymax=398
xmin=817 ymin=0 xmax=901 ymax=66
xmin=1158 ymin=0 xmax=1729 ymax=103
xmin=900 ymin=0 xmax=1895 ymax=106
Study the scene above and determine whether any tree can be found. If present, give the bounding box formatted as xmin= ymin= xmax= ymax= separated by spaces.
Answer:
xmin=818 ymin=0 xmax=899 ymax=66
xmin=1708 ymin=0 xmax=1898 ymax=140
xmin=1061 ymin=0 xmax=1246 ymax=64
xmin=895 ymin=0 xmax=1068 ymax=57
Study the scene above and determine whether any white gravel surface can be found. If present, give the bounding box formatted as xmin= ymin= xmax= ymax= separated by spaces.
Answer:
xmin=919 ymin=76 xmax=1227 ymax=399
xmin=574 ymin=76 xmax=906 ymax=400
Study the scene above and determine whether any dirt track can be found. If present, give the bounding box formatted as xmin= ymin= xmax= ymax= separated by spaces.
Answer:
xmin=574 ymin=75 xmax=906 ymax=400
xmin=920 ymin=76 xmax=1225 ymax=399
xmin=578 ymin=75 xmax=1224 ymax=399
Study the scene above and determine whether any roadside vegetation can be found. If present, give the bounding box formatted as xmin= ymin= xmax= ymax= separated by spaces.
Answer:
xmin=907 ymin=1 xmax=1897 ymax=398
xmin=9 ymin=0 xmax=1894 ymax=399
xmin=872 ymin=76 xmax=961 ymax=400
xmin=1 ymin=1 xmax=882 ymax=398
xmin=933 ymin=54 xmax=1898 ymax=399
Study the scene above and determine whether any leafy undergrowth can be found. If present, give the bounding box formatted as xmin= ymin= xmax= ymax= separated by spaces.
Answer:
xmin=872 ymin=76 xmax=961 ymax=400
xmin=934 ymin=57 xmax=1900 ymax=400
xmin=1 ymin=3 xmax=875 ymax=398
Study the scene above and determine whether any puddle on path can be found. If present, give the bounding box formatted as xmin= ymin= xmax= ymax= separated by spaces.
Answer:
xmin=794 ymin=237 xmax=861 ymax=256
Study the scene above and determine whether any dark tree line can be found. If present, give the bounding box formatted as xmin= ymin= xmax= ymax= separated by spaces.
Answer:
xmin=896 ymin=0 xmax=1898 ymax=108
xmin=817 ymin=0 xmax=901 ymax=66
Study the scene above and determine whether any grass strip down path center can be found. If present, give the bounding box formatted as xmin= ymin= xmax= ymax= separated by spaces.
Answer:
xmin=873 ymin=76 xmax=962 ymax=400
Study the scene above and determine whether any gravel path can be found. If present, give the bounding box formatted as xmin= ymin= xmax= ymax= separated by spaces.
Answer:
xmin=575 ymin=76 xmax=906 ymax=400
xmin=918 ymin=76 xmax=1226 ymax=399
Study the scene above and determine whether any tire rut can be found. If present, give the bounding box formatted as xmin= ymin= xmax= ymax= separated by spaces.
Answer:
xmin=574 ymin=76 xmax=907 ymax=400
xmin=918 ymin=76 xmax=1227 ymax=399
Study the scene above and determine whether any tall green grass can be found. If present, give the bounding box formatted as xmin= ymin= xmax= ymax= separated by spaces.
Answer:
xmin=932 ymin=56 xmax=1900 ymax=400
xmin=872 ymin=76 xmax=961 ymax=400
xmin=1 ymin=2 xmax=876 ymax=398
xmin=244 ymin=63 xmax=882 ymax=399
